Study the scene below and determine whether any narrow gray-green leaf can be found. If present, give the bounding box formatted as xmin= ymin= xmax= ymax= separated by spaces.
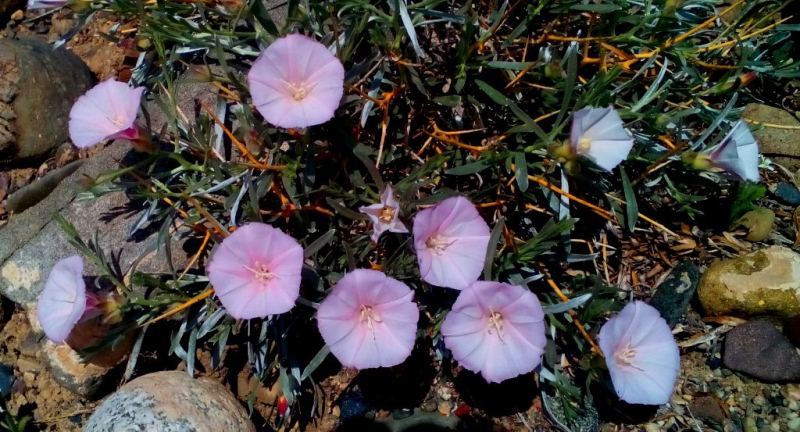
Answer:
xmin=620 ymin=167 xmax=638 ymax=232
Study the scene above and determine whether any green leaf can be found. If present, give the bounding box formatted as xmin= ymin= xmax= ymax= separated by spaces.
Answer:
xmin=483 ymin=217 xmax=505 ymax=280
xmin=446 ymin=160 xmax=491 ymax=175
xmin=542 ymin=293 xmax=593 ymax=314
xmin=570 ymin=3 xmax=622 ymax=13
xmin=304 ymin=229 xmax=336 ymax=258
xmin=514 ymin=153 xmax=529 ymax=192
xmin=300 ymin=345 xmax=331 ymax=381
xmin=619 ymin=167 xmax=638 ymax=232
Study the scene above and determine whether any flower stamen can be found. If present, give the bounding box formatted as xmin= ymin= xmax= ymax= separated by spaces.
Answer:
xmin=243 ymin=261 xmax=277 ymax=283
xmin=360 ymin=305 xmax=383 ymax=337
xmin=378 ymin=206 xmax=395 ymax=224
xmin=425 ymin=234 xmax=454 ymax=255
xmin=488 ymin=309 xmax=505 ymax=342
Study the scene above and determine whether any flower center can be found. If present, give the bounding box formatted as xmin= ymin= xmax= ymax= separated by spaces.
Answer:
xmin=425 ymin=234 xmax=453 ymax=255
xmin=615 ymin=345 xmax=641 ymax=369
xmin=378 ymin=206 xmax=395 ymax=224
xmin=360 ymin=305 xmax=383 ymax=335
xmin=243 ymin=261 xmax=277 ymax=284
xmin=578 ymin=137 xmax=592 ymax=153
xmin=488 ymin=309 xmax=505 ymax=341
xmin=286 ymin=82 xmax=309 ymax=101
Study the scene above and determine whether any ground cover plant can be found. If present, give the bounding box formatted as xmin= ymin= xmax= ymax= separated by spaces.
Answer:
xmin=20 ymin=0 xmax=800 ymax=429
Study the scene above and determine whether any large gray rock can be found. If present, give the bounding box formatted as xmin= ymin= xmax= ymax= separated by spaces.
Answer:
xmin=742 ymin=104 xmax=800 ymax=170
xmin=0 ymin=141 xmax=189 ymax=305
xmin=723 ymin=320 xmax=800 ymax=382
xmin=83 ymin=371 xmax=256 ymax=432
xmin=0 ymin=38 xmax=94 ymax=162
xmin=698 ymin=246 xmax=800 ymax=319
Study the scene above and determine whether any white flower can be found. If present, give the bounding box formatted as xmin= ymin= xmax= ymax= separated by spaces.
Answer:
xmin=570 ymin=106 xmax=634 ymax=171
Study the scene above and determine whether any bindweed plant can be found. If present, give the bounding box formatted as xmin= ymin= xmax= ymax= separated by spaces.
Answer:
xmin=28 ymin=0 xmax=800 ymax=429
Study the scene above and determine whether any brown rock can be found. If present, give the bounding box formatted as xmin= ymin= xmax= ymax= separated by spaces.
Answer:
xmin=723 ymin=320 xmax=800 ymax=382
xmin=698 ymin=246 xmax=800 ymax=319
xmin=690 ymin=394 xmax=727 ymax=424
xmin=0 ymin=38 xmax=93 ymax=162
xmin=742 ymin=104 xmax=800 ymax=170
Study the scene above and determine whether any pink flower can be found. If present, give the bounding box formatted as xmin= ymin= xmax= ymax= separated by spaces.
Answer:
xmin=247 ymin=34 xmax=345 ymax=129
xmin=413 ymin=196 xmax=490 ymax=290
xmin=317 ymin=269 xmax=419 ymax=369
xmin=206 ymin=223 xmax=304 ymax=319
xmin=36 ymin=256 xmax=87 ymax=343
xmin=704 ymin=121 xmax=760 ymax=182
xmin=359 ymin=184 xmax=409 ymax=243
xmin=27 ymin=0 xmax=67 ymax=8
xmin=598 ymin=301 xmax=680 ymax=405
xmin=68 ymin=79 xmax=145 ymax=149
xmin=441 ymin=281 xmax=546 ymax=383
xmin=570 ymin=106 xmax=634 ymax=171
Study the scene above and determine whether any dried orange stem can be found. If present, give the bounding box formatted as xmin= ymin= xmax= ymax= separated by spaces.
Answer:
xmin=142 ymin=288 xmax=214 ymax=327
xmin=178 ymin=230 xmax=211 ymax=280
xmin=203 ymin=106 xmax=286 ymax=171
xmin=546 ymin=278 xmax=602 ymax=354
xmin=527 ymin=175 xmax=614 ymax=221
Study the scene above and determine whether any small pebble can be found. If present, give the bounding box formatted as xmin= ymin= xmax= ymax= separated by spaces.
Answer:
xmin=437 ymin=401 xmax=451 ymax=416
xmin=421 ymin=400 xmax=437 ymax=412
xmin=10 ymin=9 xmax=24 ymax=21
xmin=790 ymin=418 xmax=800 ymax=432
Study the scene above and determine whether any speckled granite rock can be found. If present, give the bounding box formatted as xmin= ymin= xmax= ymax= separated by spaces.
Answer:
xmin=83 ymin=371 xmax=255 ymax=432
xmin=698 ymin=246 xmax=800 ymax=319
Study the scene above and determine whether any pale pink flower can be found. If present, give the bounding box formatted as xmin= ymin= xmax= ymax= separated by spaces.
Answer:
xmin=247 ymin=34 xmax=345 ymax=129
xmin=598 ymin=301 xmax=680 ymax=405
xmin=68 ymin=79 xmax=145 ymax=149
xmin=413 ymin=196 xmax=490 ymax=290
xmin=359 ymin=184 xmax=408 ymax=243
xmin=317 ymin=269 xmax=419 ymax=369
xmin=37 ymin=256 xmax=87 ymax=343
xmin=206 ymin=223 xmax=304 ymax=319
xmin=441 ymin=281 xmax=546 ymax=383
xmin=570 ymin=106 xmax=634 ymax=171
xmin=704 ymin=120 xmax=760 ymax=182
xmin=27 ymin=0 xmax=67 ymax=9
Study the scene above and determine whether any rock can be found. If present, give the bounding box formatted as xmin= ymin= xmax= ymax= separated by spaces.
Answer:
xmin=0 ymin=142 xmax=189 ymax=305
xmin=786 ymin=315 xmax=800 ymax=348
xmin=0 ymin=38 xmax=94 ymax=162
xmin=83 ymin=371 xmax=255 ymax=432
xmin=437 ymin=401 xmax=451 ymax=416
xmin=41 ymin=325 xmax=133 ymax=398
xmin=5 ymin=159 xmax=84 ymax=214
xmin=0 ymin=363 xmax=13 ymax=398
xmin=377 ymin=408 xmax=459 ymax=432
xmin=689 ymin=394 xmax=727 ymax=424
xmin=723 ymin=320 xmax=800 ymax=382
xmin=0 ymin=0 xmax=25 ymax=25
xmin=730 ymin=207 xmax=775 ymax=242
xmin=339 ymin=389 xmax=370 ymax=420
xmin=773 ymin=182 xmax=800 ymax=206
xmin=649 ymin=261 xmax=700 ymax=327
xmin=698 ymin=246 xmax=800 ymax=319
xmin=742 ymin=104 xmax=800 ymax=170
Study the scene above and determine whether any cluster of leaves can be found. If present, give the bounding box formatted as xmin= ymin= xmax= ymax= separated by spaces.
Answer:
xmin=66 ymin=0 xmax=797 ymax=428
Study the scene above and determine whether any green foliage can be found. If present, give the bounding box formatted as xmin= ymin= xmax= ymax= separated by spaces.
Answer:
xmin=53 ymin=0 xmax=798 ymax=426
